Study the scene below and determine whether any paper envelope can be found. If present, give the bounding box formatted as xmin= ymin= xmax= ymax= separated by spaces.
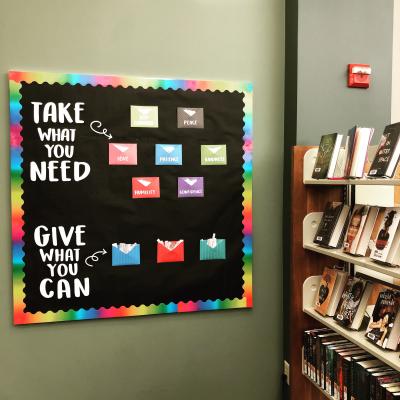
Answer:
xmin=155 ymin=144 xmax=182 ymax=165
xmin=130 ymin=106 xmax=158 ymax=128
xmin=201 ymin=145 xmax=227 ymax=165
xmin=112 ymin=243 xmax=141 ymax=266
xmin=109 ymin=143 xmax=137 ymax=165
xmin=157 ymin=239 xmax=184 ymax=263
xmin=177 ymin=107 xmax=204 ymax=128
xmin=178 ymin=177 xmax=204 ymax=198
xmin=132 ymin=177 xmax=160 ymax=199
xmin=200 ymin=234 xmax=226 ymax=260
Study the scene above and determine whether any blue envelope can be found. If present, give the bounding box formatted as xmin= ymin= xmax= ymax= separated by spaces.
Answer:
xmin=155 ymin=144 xmax=182 ymax=165
xmin=200 ymin=235 xmax=226 ymax=260
xmin=112 ymin=243 xmax=140 ymax=266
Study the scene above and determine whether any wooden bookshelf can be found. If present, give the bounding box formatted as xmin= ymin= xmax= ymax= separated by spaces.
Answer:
xmin=302 ymin=373 xmax=334 ymax=400
xmin=289 ymin=146 xmax=343 ymax=400
xmin=289 ymin=146 xmax=400 ymax=400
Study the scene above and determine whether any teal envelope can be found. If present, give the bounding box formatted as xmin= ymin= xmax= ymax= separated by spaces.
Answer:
xmin=200 ymin=235 xmax=226 ymax=260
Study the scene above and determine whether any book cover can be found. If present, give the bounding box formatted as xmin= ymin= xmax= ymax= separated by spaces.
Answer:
xmin=365 ymin=288 xmax=400 ymax=348
xmin=315 ymin=267 xmax=338 ymax=316
xmin=312 ymin=133 xmax=339 ymax=179
xmin=314 ymin=202 xmax=344 ymax=247
xmin=354 ymin=206 xmax=380 ymax=256
xmin=334 ymin=277 xmax=367 ymax=327
xmin=343 ymin=205 xmax=369 ymax=254
xmin=368 ymin=122 xmax=400 ymax=178
xmin=326 ymin=342 xmax=356 ymax=395
xmin=367 ymin=208 xmax=387 ymax=257
xmin=344 ymin=126 xmax=357 ymax=178
xmin=371 ymin=208 xmax=400 ymax=262
xmin=348 ymin=127 xmax=374 ymax=178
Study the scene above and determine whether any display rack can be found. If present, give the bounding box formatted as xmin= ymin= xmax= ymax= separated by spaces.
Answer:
xmin=288 ymin=146 xmax=400 ymax=400
xmin=303 ymin=276 xmax=400 ymax=371
xmin=303 ymin=212 xmax=400 ymax=279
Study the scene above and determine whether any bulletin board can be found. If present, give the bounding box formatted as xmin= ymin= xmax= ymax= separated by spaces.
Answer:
xmin=9 ymin=71 xmax=253 ymax=325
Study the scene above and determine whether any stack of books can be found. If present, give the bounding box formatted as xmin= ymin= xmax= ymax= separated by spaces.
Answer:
xmin=303 ymin=328 xmax=400 ymax=399
xmin=314 ymin=203 xmax=400 ymax=266
xmin=314 ymin=268 xmax=400 ymax=349
xmin=312 ymin=123 xmax=400 ymax=180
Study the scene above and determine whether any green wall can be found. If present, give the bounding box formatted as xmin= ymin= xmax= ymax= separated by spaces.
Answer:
xmin=0 ymin=1 xmax=284 ymax=399
xmin=297 ymin=0 xmax=393 ymax=145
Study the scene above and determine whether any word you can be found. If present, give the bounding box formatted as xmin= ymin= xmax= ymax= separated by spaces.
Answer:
xmin=35 ymin=225 xmax=90 ymax=300
xmin=29 ymin=101 xmax=91 ymax=182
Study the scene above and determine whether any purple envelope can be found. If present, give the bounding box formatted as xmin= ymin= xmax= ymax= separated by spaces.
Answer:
xmin=178 ymin=177 xmax=204 ymax=198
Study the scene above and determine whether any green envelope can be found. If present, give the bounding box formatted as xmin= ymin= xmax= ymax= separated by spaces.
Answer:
xmin=201 ymin=145 xmax=227 ymax=165
xmin=200 ymin=235 xmax=226 ymax=260
xmin=130 ymin=105 xmax=158 ymax=128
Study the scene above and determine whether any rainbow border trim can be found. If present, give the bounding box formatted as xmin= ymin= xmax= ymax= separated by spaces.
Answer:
xmin=9 ymin=70 xmax=253 ymax=325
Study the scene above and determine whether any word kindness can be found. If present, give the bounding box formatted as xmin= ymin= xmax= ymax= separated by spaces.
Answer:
xmin=29 ymin=101 xmax=91 ymax=182
xmin=34 ymin=225 xmax=90 ymax=299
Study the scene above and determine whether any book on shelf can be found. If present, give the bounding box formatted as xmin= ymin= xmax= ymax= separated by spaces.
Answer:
xmin=335 ymin=347 xmax=367 ymax=399
xmin=344 ymin=126 xmax=357 ymax=179
xmin=371 ymin=208 xmax=400 ymax=263
xmin=314 ymin=202 xmax=350 ymax=248
xmin=384 ymin=226 xmax=400 ymax=266
xmin=386 ymin=386 xmax=400 ymax=399
xmin=315 ymin=332 xmax=343 ymax=386
xmin=368 ymin=122 xmax=400 ymax=178
xmin=315 ymin=267 xmax=349 ymax=317
xmin=367 ymin=208 xmax=387 ymax=257
xmin=334 ymin=276 xmax=372 ymax=330
xmin=347 ymin=127 xmax=375 ymax=178
xmin=331 ymin=136 xmax=349 ymax=179
xmin=321 ymin=339 xmax=349 ymax=391
xmin=303 ymin=328 xmax=332 ymax=380
xmin=343 ymin=205 xmax=370 ymax=254
xmin=327 ymin=342 xmax=358 ymax=396
xmin=379 ymin=381 xmax=400 ymax=400
xmin=301 ymin=326 xmax=400 ymax=400
xmin=312 ymin=133 xmax=343 ymax=179
xmin=352 ymin=359 xmax=385 ymax=400
xmin=365 ymin=287 xmax=400 ymax=350
xmin=371 ymin=370 xmax=400 ymax=400
xmin=353 ymin=206 xmax=380 ymax=257
xmin=349 ymin=354 xmax=376 ymax=400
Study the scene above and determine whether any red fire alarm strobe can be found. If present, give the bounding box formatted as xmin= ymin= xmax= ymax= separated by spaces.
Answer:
xmin=348 ymin=64 xmax=371 ymax=88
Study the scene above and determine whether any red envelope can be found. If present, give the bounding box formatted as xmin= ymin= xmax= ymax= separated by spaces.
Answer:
xmin=157 ymin=240 xmax=184 ymax=263
xmin=132 ymin=177 xmax=160 ymax=199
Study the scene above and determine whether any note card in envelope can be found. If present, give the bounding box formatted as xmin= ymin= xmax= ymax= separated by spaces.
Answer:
xmin=157 ymin=239 xmax=184 ymax=263
xmin=109 ymin=143 xmax=137 ymax=165
xmin=132 ymin=177 xmax=160 ymax=199
xmin=112 ymin=243 xmax=141 ymax=266
xmin=200 ymin=234 xmax=226 ymax=260
xmin=155 ymin=144 xmax=182 ymax=165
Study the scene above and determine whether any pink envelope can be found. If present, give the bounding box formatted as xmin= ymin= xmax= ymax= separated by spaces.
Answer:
xmin=109 ymin=143 xmax=137 ymax=165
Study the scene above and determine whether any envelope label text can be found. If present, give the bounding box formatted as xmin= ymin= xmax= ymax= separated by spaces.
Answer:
xmin=177 ymin=107 xmax=204 ymax=129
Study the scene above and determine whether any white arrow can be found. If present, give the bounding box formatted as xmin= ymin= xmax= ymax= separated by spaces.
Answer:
xmin=85 ymin=249 xmax=107 ymax=267
xmin=90 ymin=120 xmax=113 ymax=140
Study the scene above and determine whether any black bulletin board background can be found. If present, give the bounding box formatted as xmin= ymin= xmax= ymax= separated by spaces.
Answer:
xmin=20 ymin=82 xmax=245 ymax=313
